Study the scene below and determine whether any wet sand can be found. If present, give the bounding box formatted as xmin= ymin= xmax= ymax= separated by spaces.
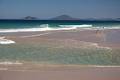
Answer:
xmin=0 ymin=29 xmax=120 ymax=80
xmin=0 ymin=67 xmax=120 ymax=80
xmin=2 ymin=29 xmax=120 ymax=49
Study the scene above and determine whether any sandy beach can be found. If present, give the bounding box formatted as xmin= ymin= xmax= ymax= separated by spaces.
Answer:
xmin=0 ymin=29 xmax=120 ymax=80
xmin=0 ymin=67 xmax=120 ymax=80
xmin=1 ymin=29 xmax=120 ymax=48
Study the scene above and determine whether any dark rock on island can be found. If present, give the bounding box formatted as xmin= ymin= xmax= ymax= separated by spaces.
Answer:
xmin=50 ymin=15 xmax=80 ymax=20
xmin=23 ymin=16 xmax=38 ymax=20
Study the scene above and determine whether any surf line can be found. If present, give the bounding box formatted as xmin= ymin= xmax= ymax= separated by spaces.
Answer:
xmin=20 ymin=32 xmax=51 ymax=38
xmin=0 ymin=37 xmax=15 ymax=44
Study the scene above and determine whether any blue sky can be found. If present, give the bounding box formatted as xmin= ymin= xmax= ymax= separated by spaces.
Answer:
xmin=0 ymin=0 xmax=120 ymax=19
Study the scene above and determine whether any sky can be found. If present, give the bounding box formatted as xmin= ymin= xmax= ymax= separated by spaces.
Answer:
xmin=0 ymin=0 xmax=120 ymax=19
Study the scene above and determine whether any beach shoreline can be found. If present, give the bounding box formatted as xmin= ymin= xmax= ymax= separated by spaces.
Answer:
xmin=0 ymin=29 xmax=120 ymax=67
xmin=0 ymin=66 xmax=120 ymax=80
xmin=0 ymin=28 xmax=120 ymax=80
xmin=1 ymin=29 xmax=120 ymax=49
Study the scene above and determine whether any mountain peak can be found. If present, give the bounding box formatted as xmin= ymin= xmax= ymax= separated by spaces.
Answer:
xmin=51 ymin=15 xmax=79 ymax=20
xmin=23 ymin=16 xmax=37 ymax=20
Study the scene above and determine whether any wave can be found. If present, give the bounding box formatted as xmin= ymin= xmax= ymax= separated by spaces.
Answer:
xmin=0 ymin=37 xmax=15 ymax=44
xmin=59 ymin=24 xmax=93 ymax=28
xmin=0 ymin=24 xmax=93 ymax=33
xmin=0 ymin=24 xmax=120 ymax=33
xmin=0 ymin=27 xmax=77 ymax=33
xmin=103 ymin=26 xmax=120 ymax=29
xmin=0 ymin=61 xmax=23 ymax=65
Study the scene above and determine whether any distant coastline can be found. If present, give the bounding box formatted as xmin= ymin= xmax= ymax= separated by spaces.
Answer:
xmin=0 ymin=14 xmax=120 ymax=21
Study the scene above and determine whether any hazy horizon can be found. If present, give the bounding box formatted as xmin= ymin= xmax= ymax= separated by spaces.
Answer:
xmin=0 ymin=0 xmax=120 ymax=19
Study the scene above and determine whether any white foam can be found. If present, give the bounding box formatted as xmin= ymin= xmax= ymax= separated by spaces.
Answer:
xmin=59 ymin=24 xmax=92 ymax=28
xmin=91 ymin=26 xmax=120 ymax=30
xmin=0 ymin=27 xmax=75 ymax=33
xmin=0 ymin=37 xmax=15 ymax=44
xmin=0 ymin=24 xmax=120 ymax=33
xmin=104 ymin=27 xmax=120 ymax=29
xmin=21 ymin=32 xmax=50 ymax=38
xmin=0 ymin=24 xmax=93 ymax=33
xmin=0 ymin=61 xmax=23 ymax=65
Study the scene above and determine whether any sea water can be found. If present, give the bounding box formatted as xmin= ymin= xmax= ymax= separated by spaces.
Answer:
xmin=0 ymin=42 xmax=120 ymax=65
xmin=0 ymin=20 xmax=120 ymax=32
xmin=0 ymin=20 xmax=120 ymax=66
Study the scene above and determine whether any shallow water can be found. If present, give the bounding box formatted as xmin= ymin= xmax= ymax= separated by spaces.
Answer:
xmin=0 ymin=42 xmax=120 ymax=65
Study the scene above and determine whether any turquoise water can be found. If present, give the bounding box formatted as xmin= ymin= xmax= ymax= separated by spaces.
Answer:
xmin=0 ymin=42 xmax=120 ymax=65
xmin=0 ymin=20 xmax=120 ymax=30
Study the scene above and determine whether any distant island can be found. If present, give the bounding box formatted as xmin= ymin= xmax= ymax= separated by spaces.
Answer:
xmin=50 ymin=15 xmax=80 ymax=20
xmin=23 ymin=16 xmax=38 ymax=20
xmin=22 ymin=15 xmax=120 ymax=21
xmin=0 ymin=15 xmax=120 ymax=21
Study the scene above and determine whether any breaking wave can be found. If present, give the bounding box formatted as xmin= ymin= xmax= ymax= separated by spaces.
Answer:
xmin=0 ymin=24 xmax=120 ymax=33
xmin=0 ymin=24 xmax=93 ymax=33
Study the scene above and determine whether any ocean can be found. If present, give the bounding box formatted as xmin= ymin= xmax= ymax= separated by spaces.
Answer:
xmin=0 ymin=20 xmax=120 ymax=32
xmin=0 ymin=20 xmax=120 ymax=66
